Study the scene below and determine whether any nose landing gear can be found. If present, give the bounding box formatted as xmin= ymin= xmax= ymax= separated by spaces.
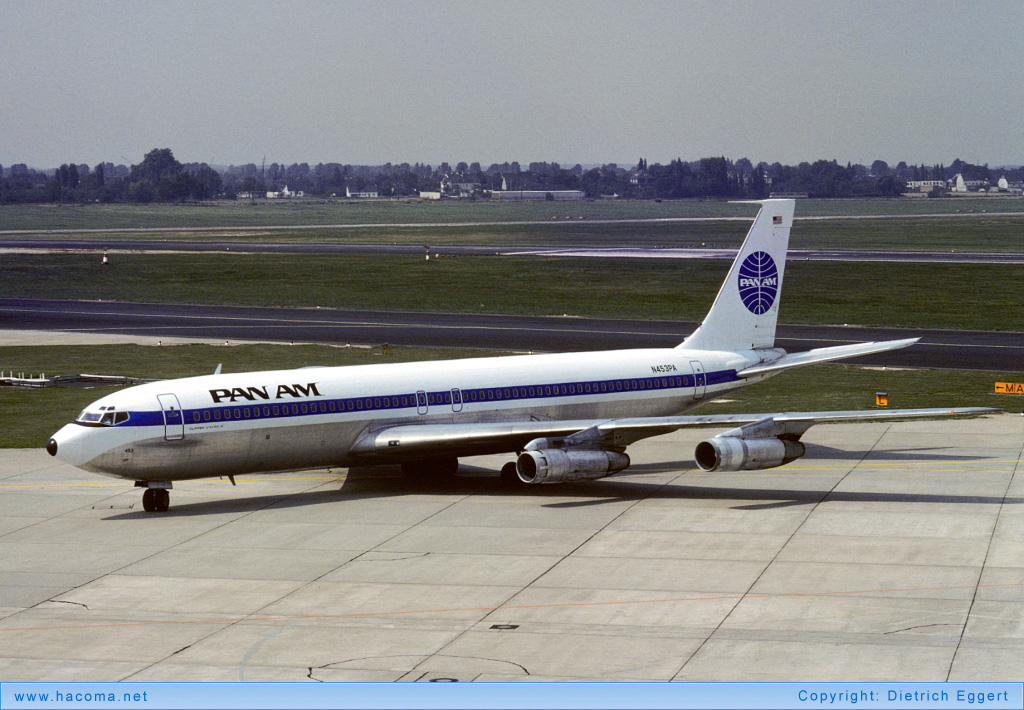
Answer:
xmin=136 ymin=482 xmax=172 ymax=512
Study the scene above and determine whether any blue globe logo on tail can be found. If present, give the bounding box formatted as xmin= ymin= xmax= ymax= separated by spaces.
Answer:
xmin=737 ymin=251 xmax=778 ymax=315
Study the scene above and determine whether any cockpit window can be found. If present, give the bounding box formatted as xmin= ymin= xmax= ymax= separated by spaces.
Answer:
xmin=76 ymin=406 xmax=129 ymax=427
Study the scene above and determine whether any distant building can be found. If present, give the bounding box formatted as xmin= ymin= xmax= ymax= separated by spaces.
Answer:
xmin=952 ymin=174 xmax=989 ymax=193
xmin=997 ymin=176 xmax=1023 ymax=194
xmin=266 ymin=184 xmax=304 ymax=198
xmin=345 ymin=185 xmax=379 ymax=198
xmin=452 ymin=180 xmax=481 ymax=197
xmin=905 ymin=180 xmax=945 ymax=193
xmin=491 ymin=190 xmax=585 ymax=200
xmin=629 ymin=169 xmax=653 ymax=188
xmin=436 ymin=174 xmax=481 ymax=198
xmin=418 ymin=191 xmax=443 ymax=200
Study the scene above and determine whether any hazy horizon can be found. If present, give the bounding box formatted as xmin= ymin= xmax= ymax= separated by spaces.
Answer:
xmin=2 ymin=1 xmax=1021 ymax=169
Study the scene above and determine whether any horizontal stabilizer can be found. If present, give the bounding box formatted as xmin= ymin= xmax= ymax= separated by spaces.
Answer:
xmin=738 ymin=338 xmax=920 ymax=378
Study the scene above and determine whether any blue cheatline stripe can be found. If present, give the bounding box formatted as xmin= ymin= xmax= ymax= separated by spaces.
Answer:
xmin=108 ymin=370 xmax=740 ymax=429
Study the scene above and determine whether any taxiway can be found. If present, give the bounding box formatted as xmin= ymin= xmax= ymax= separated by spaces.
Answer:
xmin=0 ymin=414 xmax=1020 ymax=682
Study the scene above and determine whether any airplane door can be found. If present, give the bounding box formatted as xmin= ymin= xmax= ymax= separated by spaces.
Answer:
xmin=416 ymin=390 xmax=428 ymax=416
xmin=690 ymin=361 xmax=706 ymax=401
xmin=157 ymin=393 xmax=185 ymax=441
xmin=451 ymin=388 xmax=463 ymax=413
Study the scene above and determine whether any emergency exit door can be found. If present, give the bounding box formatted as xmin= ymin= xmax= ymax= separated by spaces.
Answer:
xmin=690 ymin=361 xmax=706 ymax=400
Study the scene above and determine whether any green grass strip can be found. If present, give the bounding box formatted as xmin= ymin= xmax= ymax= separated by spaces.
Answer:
xmin=4 ymin=197 xmax=1024 ymax=232
xmin=3 ymin=253 xmax=1022 ymax=331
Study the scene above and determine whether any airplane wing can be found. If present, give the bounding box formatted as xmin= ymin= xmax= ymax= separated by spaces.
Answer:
xmin=348 ymin=406 xmax=997 ymax=465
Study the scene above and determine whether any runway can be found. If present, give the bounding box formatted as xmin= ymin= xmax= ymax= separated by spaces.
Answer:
xmin=3 ymin=239 xmax=1024 ymax=264
xmin=0 ymin=415 xmax=1020 ymax=681
xmin=2 ymin=298 xmax=1022 ymax=371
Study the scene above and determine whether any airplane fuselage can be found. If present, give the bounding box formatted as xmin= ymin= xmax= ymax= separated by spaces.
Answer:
xmin=50 ymin=346 xmax=761 ymax=482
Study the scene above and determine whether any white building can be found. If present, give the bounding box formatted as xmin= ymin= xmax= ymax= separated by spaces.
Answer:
xmin=267 ymin=185 xmax=304 ymax=198
xmin=904 ymin=180 xmax=945 ymax=193
xmin=346 ymin=185 xmax=379 ymax=198
xmin=952 ymin=174 xmax=989 ymax=192
xmin=996 ymin=176 xmax=1023 ymax=193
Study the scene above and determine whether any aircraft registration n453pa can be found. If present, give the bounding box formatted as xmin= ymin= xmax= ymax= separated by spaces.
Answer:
xmin=47 ymin=200 xmax=996 ymax=512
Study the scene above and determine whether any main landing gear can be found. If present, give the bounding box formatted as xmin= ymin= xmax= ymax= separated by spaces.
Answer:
xmin=500 ymin=461 xmax=525 ymax=487
xmin=400 ymin=456 xmax=459 ymax=482
xmin=136 ymin=482 xmax=171 ymax=512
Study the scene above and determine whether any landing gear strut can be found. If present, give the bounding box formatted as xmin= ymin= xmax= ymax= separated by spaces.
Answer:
xmin=138 ymin=483 xmax=171 ymax=512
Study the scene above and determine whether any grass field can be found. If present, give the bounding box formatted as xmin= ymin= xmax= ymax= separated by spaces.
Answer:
xmin=0 ymin=342 xmax=1016 ymax=448
xmin=2 ymin=197 xmax=1019 ymax=231
xmin=791 ymin=214 xmax=1024 ymax=252
xmin=4 ymin=199 xmax=1023 ymax=252
xmin=3 ymin=199 xmax=757 ymax=231
xmin=4 ymin=252 xmax=1022 ymax=331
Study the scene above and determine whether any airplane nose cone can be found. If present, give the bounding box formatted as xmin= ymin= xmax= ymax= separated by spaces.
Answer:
xmin=48 ymin=423 xmax=97 ymax=469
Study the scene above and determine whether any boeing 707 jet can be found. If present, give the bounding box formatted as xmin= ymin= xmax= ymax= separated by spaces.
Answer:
xmin=47 ymin=200 xmax=993 ymax=512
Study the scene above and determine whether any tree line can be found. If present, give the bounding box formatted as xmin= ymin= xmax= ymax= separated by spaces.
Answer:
xmin=0 ymin=148 xmax=1018 ymax=205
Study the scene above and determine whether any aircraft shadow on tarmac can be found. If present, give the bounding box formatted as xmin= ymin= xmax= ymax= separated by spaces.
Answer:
xmin=100 ymin=451 xmax=1020 ymax=519
xmin=800 ymin=443 xmax=998 ymax=463
xmin=535 ymin=482 xmax=1023 ymax=512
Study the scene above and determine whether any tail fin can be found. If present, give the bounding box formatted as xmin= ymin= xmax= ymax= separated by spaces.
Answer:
xmin=680 ymin=199 xmax=795 ymax=352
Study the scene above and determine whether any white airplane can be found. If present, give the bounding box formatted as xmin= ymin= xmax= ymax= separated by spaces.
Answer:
xmin=47 ymin=199 xmax=993 ymax=512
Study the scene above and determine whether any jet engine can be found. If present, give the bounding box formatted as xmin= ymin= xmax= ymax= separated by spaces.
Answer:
xmin=516 ymin=448 xmax=630 ymax=484
xmin=694 ymin=435 xmax=805 ymax=472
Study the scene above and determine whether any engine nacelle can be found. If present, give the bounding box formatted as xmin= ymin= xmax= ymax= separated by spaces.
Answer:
xmin=516 ymin=449 xmax=630 ymax=484
xmin=694 ymin=436 xmax=805 ymax=472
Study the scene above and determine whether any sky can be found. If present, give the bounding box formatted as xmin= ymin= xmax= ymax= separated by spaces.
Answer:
xmin=2 ymin=1 xmax=1022 ymax=169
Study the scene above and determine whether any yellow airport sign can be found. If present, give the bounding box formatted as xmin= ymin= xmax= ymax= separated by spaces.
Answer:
xmin=995 ymin=382 xmax=1024 ymax=395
